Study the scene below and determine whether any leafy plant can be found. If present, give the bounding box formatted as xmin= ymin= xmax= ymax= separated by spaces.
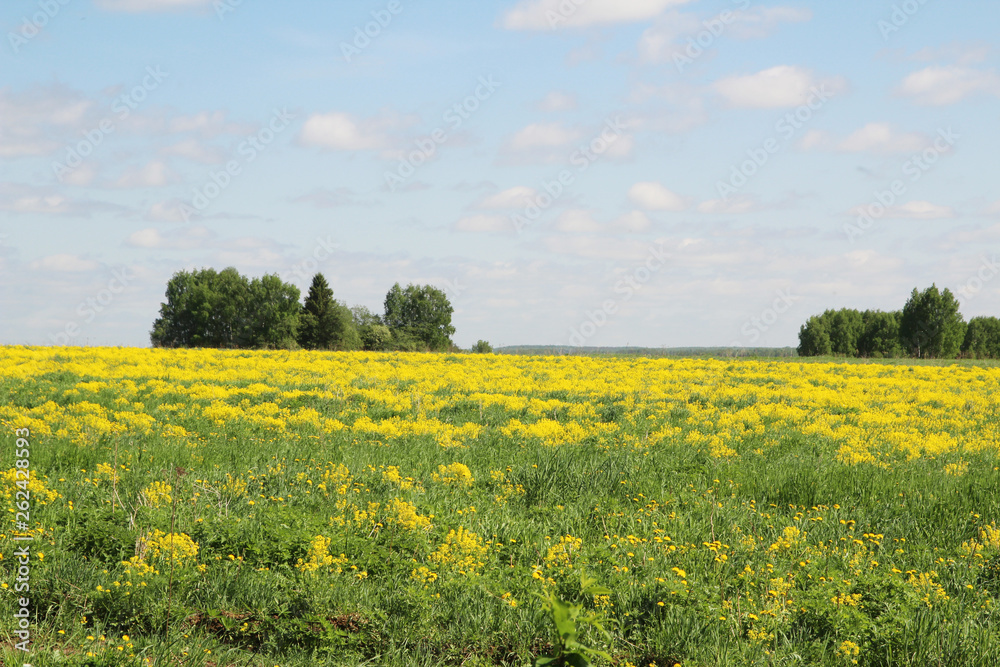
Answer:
xmin=534 ymin=572 xmax=614 ymax=667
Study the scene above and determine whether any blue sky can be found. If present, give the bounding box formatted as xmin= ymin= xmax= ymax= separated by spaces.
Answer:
xmin=1 ymin=0 xmax=998 ymax=349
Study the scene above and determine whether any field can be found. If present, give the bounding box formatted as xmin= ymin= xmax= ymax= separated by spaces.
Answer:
xmin=2 ymin=347 xmax=1000 ymax=667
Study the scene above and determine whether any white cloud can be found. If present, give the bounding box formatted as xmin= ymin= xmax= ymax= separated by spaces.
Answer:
xmin=837 ymin=123 xmax=928 ymax=153
xmin=613 ymin=210 xmax=653 ymax=232
xmin=555 ymin=209 xmax=602 ymax=233
xmin=801 ymin=123 xmax=929 ymax=154
xmin=697 ymin=196 xmax=760 ymax=214
xmin=908 ymin=44 xmax=990 ymax=66
xmin=146 ymin=199 xmax=191 ymax=222
xmin=29 ymin=254 xmax=100 ymax=272
xmin=299 ymin=111 xmax=417 ymax=153
xmin=126 ymin=226 xmax=212 ymax=249
xmin=502 ymin=0 xmax=692 ymax=30
xmin=455 ymin=214 xmax=512 ymax=233
xmin=4 ymin=194 xmax=73 ymax=215
xmin=95 ymin=0 xmax=214 ymax=12
xmin=477 ymin=186 xmax=539 ymax=209
xmin=161 ymin=138 xmax=226 ymax=163
xmin=537 ymin=91 xmax=578 ymax=112
xmin=504 ymin=122 xmax=581 ymax=152
xmin=604 ymin=133 xmax=635 ymax=160
xmin=637 ymin=11 xmax=702 ymax=63
xmin=300 ymin=112 xmax=389 ymax=151
xmin=714 ymin=66 xmax=844 ymax=109
xmin=639 ymin=7 xmax=811 ymax=63
xmin=727 ymin=7 xmax=812 ymax=39
xmin=114 ymin=160 xmax=177 ymax=188
xmin=851 ymin=201 xmax=955 ymax=220
xmin=292 ymin=187 xmax=367 ymax=209
xmin=62 ymin=164 xmax=99 ymax=187
xmin=897 ymin=66 xmax=1000 ymax=105
xmin=0 ymin=184 xmax=122 ymax=217
xmin=0 ymin=85 xmax=94 ymax=158
xmin=797 ymin=129 xmax=831 ymax=151
xmin=165 ymin=110 xmax=255 ymax=138
xmin=628 ymin=182 xmax=686 ymax=211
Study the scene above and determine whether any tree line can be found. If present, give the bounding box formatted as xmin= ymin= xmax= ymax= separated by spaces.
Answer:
xmin=797 ymin=284 xmax=1000 ymax=359
xmin=150 ymin=268 xmax=469 ymax=352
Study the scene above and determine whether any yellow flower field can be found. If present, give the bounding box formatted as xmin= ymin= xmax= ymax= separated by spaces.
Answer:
xmin=1 ymin=346 xmax=999 ymax=666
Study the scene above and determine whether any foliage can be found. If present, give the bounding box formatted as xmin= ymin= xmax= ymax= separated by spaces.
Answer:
xmin=351 ymin=305 xmax=392 ymax=351
xmin=797 ymin=314 xmax=833 ymax=356
xmin=472 ymin=340 xmax=494 ymax=354
xmin=799 ymin=285 xmax=978 ymax=359
xmin=962 ymin=316 xmax=1000 ymax=359
xmin=298 ymin=274 xmax=360 ymax=351
xmin=383 ymin=283 xmax=456 ymax=351
xmin=150 ymin=267 xmax=300 ymax=349
xmin=900 ymin=284 xmax=966 ymax=359
xmin=534 ymin=572 xmax=613 ymax=667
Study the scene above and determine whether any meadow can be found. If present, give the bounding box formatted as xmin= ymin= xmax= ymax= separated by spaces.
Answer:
xmin=1 ymin=346 xmax=1000 ymax=666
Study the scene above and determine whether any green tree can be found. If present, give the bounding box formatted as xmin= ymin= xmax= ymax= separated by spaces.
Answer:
xmin=962 ymin=316 xmax=1000 ymax=358
xmin=151 ymin=267 xmax=251 ymax=348
xmin=298 ymin=274 xmax=359 ymax=350
xmin=797 ymin=313 xmax=833 ymax=356
xmin=351 ymin=305 xmax=391 ymax=351
xmin=151 ymin=267 xmax=302 ymax=349
xmin=829 ymin=309 xmax=864 ymax=356
xmin=383 ymin=283 xmax=456 ymax=351
xmin=246 ymin=274 xmax=300 ymax=349
xmin=857 ymin=310 xmax=902 ymax=358
xmin=472 ymin=340 xmax=493 ymax=354
xmin=899 ymin=285 xmax=967 ymax=358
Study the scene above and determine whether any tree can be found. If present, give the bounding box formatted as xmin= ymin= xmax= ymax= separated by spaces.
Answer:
xmin=151 ymin=267 xmax=251 ymax=348
xmin=351 ymin=305 xmax=391 ymax=351
xmin=382 ymin=283 xmax=456 ymax=351
xmin=797 ymin=314 xmax=833 ymax=356
xmin=472 ymin=340 xmax=493 ymax=354
xmin=151 ymin=267 xmax=300 ymax=349
xmin=962 ymin=316 xmax=1000 ymax=358
xmin=899 ymin=285 xmax=966 ymax=358
xmin=828 ymin=309 xmax=864 ymax=356
xmin=298 ymin=274 xmax=359 ymax=350
xmin=246 ymin=274 xmax=300 ymax=349
xmin=857 ymin=310 xmax=902 ymax=358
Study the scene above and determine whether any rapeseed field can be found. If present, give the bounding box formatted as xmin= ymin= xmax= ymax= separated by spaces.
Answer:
xmin=2 ymin=347 xmax=999 ymax=666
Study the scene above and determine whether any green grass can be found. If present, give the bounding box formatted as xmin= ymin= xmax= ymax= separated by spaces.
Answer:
xmin=1 ymin=351 xmax=1000 ymax=666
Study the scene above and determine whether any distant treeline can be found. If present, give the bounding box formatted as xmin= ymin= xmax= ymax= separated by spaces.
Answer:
xmin=798 ymin=284 xmax=1000 ymax=359
xmin=150 ymin=268 xmax=459 ymax=352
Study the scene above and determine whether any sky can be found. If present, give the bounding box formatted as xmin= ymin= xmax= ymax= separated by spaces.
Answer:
xmin=1 ymin=0 xmax=998 ymax=350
